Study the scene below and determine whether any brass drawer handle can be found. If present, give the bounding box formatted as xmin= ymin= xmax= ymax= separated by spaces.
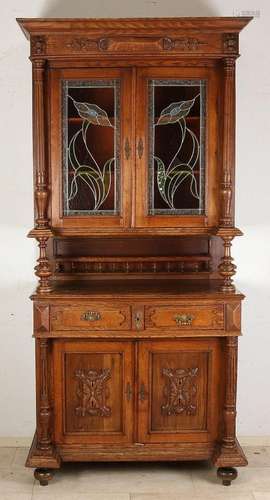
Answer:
xmin=81 ymin=311 xmax=101 ymax=322
xmin=174 ymin=314 xmax=194 ymax=326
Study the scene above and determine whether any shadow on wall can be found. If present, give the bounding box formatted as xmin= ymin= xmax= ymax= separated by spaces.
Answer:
xmin=41 ymin=0 xmax=218 ymax=18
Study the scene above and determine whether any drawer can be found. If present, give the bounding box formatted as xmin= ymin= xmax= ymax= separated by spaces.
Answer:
xmin=51 ymin=305 xmax=131 ymax=331
xmin=145 ymin=304 xmax=224 ymax=330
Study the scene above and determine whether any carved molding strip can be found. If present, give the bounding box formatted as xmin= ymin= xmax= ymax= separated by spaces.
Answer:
xmin=55 ymin=259 xmax=210 ymax=275
xmin=161 ymin=367 xmax=198 ymax=416
xmin=66 ymin=37 xmax=109 ymax=51
xmin=75 ymin=368 xmax=111 ymax=417
xmin=163 ymin=37 xmax=206 ymax=51
xmin=65 ymin=36 xmax=207 ymax=53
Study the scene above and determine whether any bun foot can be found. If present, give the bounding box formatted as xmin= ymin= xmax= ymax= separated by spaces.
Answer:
xmin=34 ymin=468 xmax=53 ymax=486
xmin=217 ymin=467 xmax=238 ymax=486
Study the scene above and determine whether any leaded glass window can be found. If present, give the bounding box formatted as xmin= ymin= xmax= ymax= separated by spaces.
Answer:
xmin=148 ymin=80 xmax=206 ymax=215
xmin=62 ymin=80 xmax=120 ymax=216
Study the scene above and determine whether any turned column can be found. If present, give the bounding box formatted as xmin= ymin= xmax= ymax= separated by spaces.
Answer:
xmin=217 ymin=57 xmax=242 ymax=292
xmin=222 ymin=337 xmax=238 ymax=450
xmin=36 ymin=338 xmax=52 ymax=451
xmin=29 ymin=53 xmax=53 ymax=292
xmin=220 ymin=57 xmax=236 ymax=228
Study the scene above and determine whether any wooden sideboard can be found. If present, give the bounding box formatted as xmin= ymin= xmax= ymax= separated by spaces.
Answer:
xmin=17 ymin=17 xmax=252 ymax=486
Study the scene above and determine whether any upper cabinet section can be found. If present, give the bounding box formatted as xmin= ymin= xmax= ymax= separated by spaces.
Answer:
xmin=135 ymin=67 xmax=218 ymax=229
xmin=18 ymin=17 xmax=252 ymax=236
xmin=17 ymin=17 xmax=251 ymax=59
xmin=50 ymin=68 xmax=133 ymax=230
xmin=63 ymin=78 xmax=120 ymax=217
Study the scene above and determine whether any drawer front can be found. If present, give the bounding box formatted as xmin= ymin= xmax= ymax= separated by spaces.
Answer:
xmin=51 ymin=305 xmax=131 ymax=331
xmin=145 ymin=304 xmax=224 ymax=330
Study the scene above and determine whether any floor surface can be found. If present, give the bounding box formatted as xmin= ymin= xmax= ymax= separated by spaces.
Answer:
xmin=0 ymin=446 xmax=270 ymax=499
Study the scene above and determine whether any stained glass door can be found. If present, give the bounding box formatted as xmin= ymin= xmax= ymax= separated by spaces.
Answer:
xmin=135 ymin=67 xmax=219 ymax=229
xmin=51 ymin=68 xmax=133 ymax=231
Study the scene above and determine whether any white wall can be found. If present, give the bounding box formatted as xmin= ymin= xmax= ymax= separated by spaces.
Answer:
xmin=0 ymin=0 xmax=269 ymax=438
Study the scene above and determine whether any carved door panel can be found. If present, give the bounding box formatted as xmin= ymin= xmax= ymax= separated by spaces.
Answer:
xmin=53 ymin=340 xmax=134 ymax=444
xmin=135 ymin=67 xmax=219 ymax=229
xmin=137 ymin=339 xmax=222 ymax=443
xmin=50 ymin=68 xmax=133 ymax=232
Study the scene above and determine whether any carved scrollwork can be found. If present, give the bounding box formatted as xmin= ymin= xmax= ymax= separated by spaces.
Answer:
xmin=66 ymin=37 xmax=109 ymax=51
xmin=161 ymin=367 xmax=198 ymax=416
xmin=163 ymin=37 xmax=206 ymax=51
xmin=75 ymin=368 xmax=111 ymax=417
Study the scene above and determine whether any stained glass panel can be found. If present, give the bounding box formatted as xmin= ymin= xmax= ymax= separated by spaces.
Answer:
xmin=148 ymin=80 xmax=206 ymax=215
xmin=62 ymin=80 xmax=120 ymax=216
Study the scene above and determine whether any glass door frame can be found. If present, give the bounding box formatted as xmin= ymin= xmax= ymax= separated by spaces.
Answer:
xmin=134 ymin=66 xmax=220 ymax=229
xmin=50 ymin=67 xmax=133 ymax=231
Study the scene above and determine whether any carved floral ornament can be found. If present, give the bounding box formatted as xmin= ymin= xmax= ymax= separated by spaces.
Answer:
xmin=161 ymin=367 xmax=198 ymax=416
xmin=31 ymin=36 xmax=46 ymax=56
xmin=74 ymin=368 xmax=112 ymax=417
xmin=65 ymin=36 xmax=207 ymax=53
xmin=66 ymin=38 xmax=109 ymax=51
xmin=223 ymin=33 xmax=239 ymax=53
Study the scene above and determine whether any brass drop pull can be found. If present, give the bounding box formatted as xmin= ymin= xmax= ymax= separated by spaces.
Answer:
xmin=174 ymin=314 xmax=194 ymax=326
xmin=137 ymin=138 xmax=144 ymax=159
xmin=134 ymin=310 xmax=143 ymax=330
xmin=81 ymin=311 xmax=101 ymax=322
xmin=138 ymin=383 xmax=147 ymax=401
xmin=124 ymin=137 xmax=131 ymax=160
xmin=125 ymin=382 xmax=133 ymax=401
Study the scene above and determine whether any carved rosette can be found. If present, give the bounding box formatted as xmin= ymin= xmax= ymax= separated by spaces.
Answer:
xmin=161 ymin=367 xmax=198 ymax=416
xmin=223 ymin=33 xmax=239 ymax=54
xmin=75 ymin=368 xmax=112 ymax=417
xmin=31 ymin=36 xmax=46 ymax=56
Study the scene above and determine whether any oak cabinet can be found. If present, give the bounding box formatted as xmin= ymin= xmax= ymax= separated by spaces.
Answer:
xmin=18 ymin=17 xmax=252 ymax=487
xmin=53 ymin=338 xmax=221 ymax=447
xmin=137 ymin=339 xmax=222 ymax=444
xmin=53 ymin=340 xmax=134 ymax=445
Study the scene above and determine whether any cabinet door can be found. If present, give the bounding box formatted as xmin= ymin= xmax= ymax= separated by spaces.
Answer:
xmin=135 ymin=67 xmax=219 ymax=229
xmin=53 ymin=340 xmax=134 ymax=444
xmin=50 ymin=68 xmax=133 ymax=231
xmin=137 ymin=339 xmax=222 ymax=444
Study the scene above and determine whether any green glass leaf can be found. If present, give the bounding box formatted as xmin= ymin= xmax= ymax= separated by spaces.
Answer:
xmin=155 ymin=157 xmax=168 ymax=205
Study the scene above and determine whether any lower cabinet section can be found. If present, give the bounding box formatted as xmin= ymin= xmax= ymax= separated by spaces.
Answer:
xmin=53 ymin=338 xmax=223 ymax=447
xmin=53 ymin=340 xmax=134 ymax=444
xmin=138 ymin=339 xmax=222 ymax=444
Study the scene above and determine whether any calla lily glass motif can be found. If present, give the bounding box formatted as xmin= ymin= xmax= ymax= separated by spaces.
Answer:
xmin=154 ymin=93 xmax=201 ymax=210
xmin=67 ymin=94 xmax=115 ymax=212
